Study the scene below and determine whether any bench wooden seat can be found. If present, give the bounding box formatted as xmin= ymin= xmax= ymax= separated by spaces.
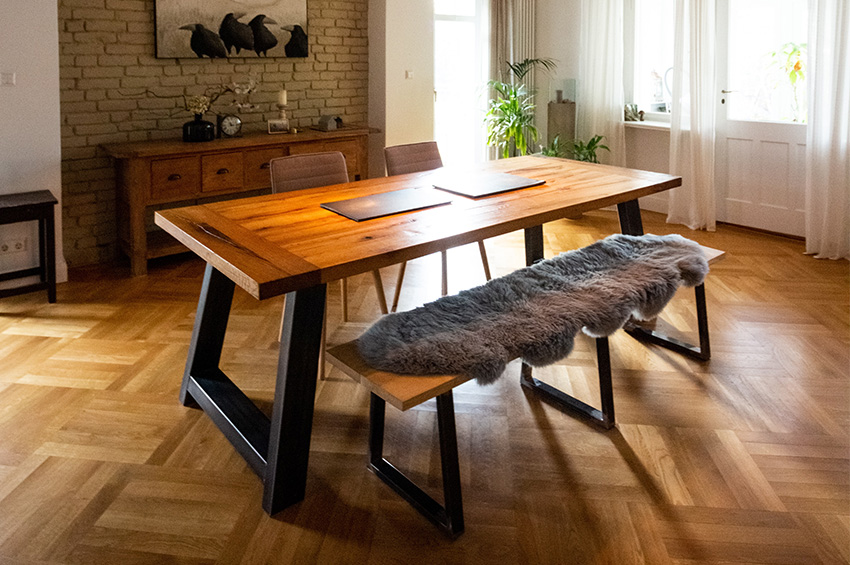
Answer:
xmin=328 ymin=341 xmax=473 ymax=411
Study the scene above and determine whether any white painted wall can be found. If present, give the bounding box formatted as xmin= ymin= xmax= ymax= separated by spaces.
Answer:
xmin=368 ymin=0 xmax=388 ymax=177
xmin=535 ymin=0 xmax=582 ymax=144
xmin=0 ymin=2 xmax=66 ymax=286
xmin=384 ymin=0 xmax=435 ymax=148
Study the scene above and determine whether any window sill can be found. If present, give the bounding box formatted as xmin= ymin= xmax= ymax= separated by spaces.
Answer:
xmin=624 ymin=120 xmax=671 ymax=131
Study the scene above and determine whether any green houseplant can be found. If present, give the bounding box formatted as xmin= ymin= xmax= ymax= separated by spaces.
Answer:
xmin=485 ymin=58 xmax=557 ymax=158
xmin=542 ymin=134 xmax=610 ymax=164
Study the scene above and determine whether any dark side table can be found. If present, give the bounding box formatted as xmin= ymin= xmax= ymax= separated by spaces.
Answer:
xmin=0 ymin=190 xmax=58 ymax=303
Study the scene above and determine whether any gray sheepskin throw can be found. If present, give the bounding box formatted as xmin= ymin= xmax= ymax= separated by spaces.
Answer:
xmin=357 ymin=234 xmax=709 ymax=385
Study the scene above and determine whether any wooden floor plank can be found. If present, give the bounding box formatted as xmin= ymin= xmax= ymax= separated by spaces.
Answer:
xmin=0 ymin=210 xmax=846 ymax=564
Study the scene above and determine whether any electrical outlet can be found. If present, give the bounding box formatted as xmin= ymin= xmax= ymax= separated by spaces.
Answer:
xmin=0 ymin=237 xmax=27 ymax=254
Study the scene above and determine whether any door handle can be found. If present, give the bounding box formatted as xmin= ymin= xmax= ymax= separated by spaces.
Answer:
xmin=720 ymin=89 xmax=737 ymax=104
xmin=217 ymin=168 xmax=230 ymax=175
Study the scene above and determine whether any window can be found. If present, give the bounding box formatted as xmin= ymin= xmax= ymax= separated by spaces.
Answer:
xmin=626 ymin=0 xmax=808 ymax=123
xmin=434 ymin=0 xmax=489 ymax=165
xmin=727 ymin=0 xmax=807 ymax=123
xmin=626 ymin=0 xmax=676 ymax=119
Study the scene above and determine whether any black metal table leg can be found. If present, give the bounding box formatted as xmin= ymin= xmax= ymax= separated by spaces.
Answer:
xmin=181 ymin=263 xmax=329 ymax=514
xmin=181 ymin=265 xmax=235 ymax=407
xmin=617 ymin=199 xmax=644 ymax=236
xmin=524 ymin=225 xmax=545 ymax=266
xmin=264 ymin=284 xmax=326 ymax=514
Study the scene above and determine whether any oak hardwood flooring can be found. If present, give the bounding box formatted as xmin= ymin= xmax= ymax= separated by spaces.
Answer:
xmin=0 ymin=210 xmax=847 ymax=564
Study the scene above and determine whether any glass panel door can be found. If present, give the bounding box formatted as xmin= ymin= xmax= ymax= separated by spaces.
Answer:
xmin=715 ymin=0 xmax=808 ymax=236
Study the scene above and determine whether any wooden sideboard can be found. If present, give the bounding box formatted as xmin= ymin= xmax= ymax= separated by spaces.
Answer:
xmin=103 ymin=126 xmax=370 ymax=276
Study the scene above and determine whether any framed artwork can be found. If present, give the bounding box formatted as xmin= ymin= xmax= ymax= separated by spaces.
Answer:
xmin=155 ymin=0 xmax=307 ymax=59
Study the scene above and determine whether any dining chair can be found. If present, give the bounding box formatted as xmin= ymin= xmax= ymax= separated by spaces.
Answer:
xmin=269 ymin=152 xmax=390 ymax=377
xmin=384 ymin=141 xmax=491 ymax=312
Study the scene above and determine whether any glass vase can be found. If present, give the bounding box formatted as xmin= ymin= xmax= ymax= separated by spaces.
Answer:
xmin=183 ymin=114 xmax=215 ymax=142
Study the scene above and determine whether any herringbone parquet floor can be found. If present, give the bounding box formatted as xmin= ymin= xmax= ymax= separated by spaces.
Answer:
xmin=0 ymin=210 xmax=847 ymax=564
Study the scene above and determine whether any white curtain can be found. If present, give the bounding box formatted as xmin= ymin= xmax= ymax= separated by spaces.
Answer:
xmin=666 ymin=0 xmax=717 ymax=231
xmin=577 ymin=0 xmax=626 ymax=166
xmin=805 ymin=0 xmax=850 ymax=259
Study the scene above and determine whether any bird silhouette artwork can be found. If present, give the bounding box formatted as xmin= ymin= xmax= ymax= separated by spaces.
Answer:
xmin=248 ymin=15 xmax=278 ymax=57
xmin=219 ymin=13 xmax=254 ymax=55
xmin=179 ymin=24 xmax=228 ymax=58
xmin=158 ymin=0 xmax=306 ymax=59
xmin=282 ymin=24 xmax=308 ymax=57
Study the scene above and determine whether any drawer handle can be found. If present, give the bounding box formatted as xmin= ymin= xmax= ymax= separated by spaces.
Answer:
xmin=260 ymin=162 xmax=270 ymax=169
xmin=168 ymin=173 xmax=182 ymax=181
xmin=217 ymin=168 xmax=230 ymax=175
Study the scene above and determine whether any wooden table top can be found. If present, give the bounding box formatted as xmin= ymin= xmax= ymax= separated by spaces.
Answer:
xmin=155 ymin=155 xmax=681 ymax=300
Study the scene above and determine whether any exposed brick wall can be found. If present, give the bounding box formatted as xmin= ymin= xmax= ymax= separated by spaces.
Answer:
xmin=58 ymin=0 xmax=369 ymax=267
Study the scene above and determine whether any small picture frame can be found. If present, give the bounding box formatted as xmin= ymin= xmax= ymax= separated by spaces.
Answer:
xmin=267 ymin=118 xmax=290 ymax=134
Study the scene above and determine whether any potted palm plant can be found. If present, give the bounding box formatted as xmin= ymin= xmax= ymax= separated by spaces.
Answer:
xmin=485 ymin=58 xmax=557 ymax=158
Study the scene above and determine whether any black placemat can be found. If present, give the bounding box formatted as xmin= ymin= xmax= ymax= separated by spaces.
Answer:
xmin=432 ymin=171 xmax=545 ymax=198
xmin=321 ymin=187 xmax=453 ymax=221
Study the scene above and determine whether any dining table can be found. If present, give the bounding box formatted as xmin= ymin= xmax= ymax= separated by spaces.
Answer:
xmin=154 ymin=154 xmax=682 ymax=515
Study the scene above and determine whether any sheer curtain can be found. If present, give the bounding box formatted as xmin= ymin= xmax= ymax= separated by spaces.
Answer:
xmin=666 ymin=0 xmax=717 ymax=231
xmin=805 ymin=0 xmax=850 ymax=259
xmin=577 ymin=0 xmax=626 ymax=166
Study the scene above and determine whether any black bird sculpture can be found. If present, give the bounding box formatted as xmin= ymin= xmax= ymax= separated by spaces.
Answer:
xmin=219 ymin=13 xmax=254 ymax=55
xmin=283 ymin=24 xmax=308 ymax=58
xmin=179 ymin=24 xmax=227 ymax=58
xmin=248 ymin=15 xmax=278 ymax=57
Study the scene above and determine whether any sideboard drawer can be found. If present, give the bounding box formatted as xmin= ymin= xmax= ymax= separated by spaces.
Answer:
xmin=244 ymin=147 xmax=288 ymax=190
xmin=150 ymin=157 xmax=200 ymax=201
xmin=202 ymin=153 xmax=244 ymax=193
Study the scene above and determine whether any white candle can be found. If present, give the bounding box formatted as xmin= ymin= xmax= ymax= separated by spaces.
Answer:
xmin=278 ymin=89 xmax=287 ymax=106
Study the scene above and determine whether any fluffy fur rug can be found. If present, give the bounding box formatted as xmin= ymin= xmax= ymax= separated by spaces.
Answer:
xmin=357 ymin=234 xmax=709 ymax=384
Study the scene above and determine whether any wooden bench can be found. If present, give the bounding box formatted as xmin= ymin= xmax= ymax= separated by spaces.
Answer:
xmin=327 ymin=242 xmax=724 ymax=536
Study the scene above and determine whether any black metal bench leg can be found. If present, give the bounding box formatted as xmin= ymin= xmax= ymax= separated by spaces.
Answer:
xmin=436 ymin=392 xmax=464 ymax=534
xmin=521 ymin=337 xmax=615 ymax=429
xmin=616 ymin=198 xmax=712 ymax=361
xmin=367 ymin=392 xmax=465 ymax=537
xmin=624 ymin=283 xmax=711 ymax=361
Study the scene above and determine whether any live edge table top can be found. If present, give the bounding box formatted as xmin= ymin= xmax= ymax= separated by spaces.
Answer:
xmin=154 ymin=155 xmax=682 ymax=301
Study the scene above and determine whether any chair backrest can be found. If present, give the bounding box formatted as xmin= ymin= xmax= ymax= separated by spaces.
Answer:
xmin=269 ymin=151 xmax=349 ymax=193
xmin=384 ymin=141 xmax=443 ymax=176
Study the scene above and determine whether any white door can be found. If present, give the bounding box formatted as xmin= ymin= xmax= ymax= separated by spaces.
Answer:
xmin=715 ymin=0 xmax=808 ymax=236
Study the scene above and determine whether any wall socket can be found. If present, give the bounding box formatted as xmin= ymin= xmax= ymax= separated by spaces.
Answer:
xmin=0 ymin=237 xmax=28 ymax=254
